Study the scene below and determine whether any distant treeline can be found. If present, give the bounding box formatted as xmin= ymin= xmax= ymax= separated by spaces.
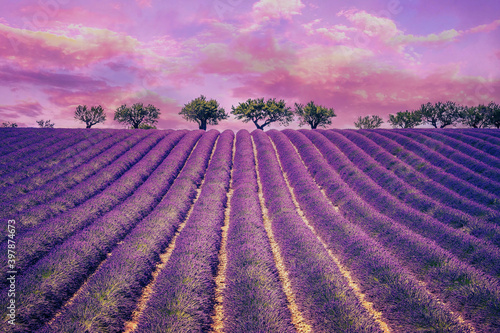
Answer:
xmin=2 ymin=98 xmax=499 ymax=130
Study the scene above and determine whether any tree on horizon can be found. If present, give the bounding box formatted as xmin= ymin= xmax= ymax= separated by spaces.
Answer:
xmin=231 ymin=98 xmax=294 ymax=130
xmin=419 ymin=101 xmax=462 ymax=128
xmin=179 ymin=95 xmax=228 ymax=130
xmin=114 ymin=103 xmax=160 ymax=129
xmin=2 ymin=122 xmax=18 ymax=128
xmin=354 ymin=115 xmax=383 ymax=129
xmin=74 ymin=105 xmax=106 ymax=128
xmin=486 ymin=102 xmax=500 ymax=128
xmin=294 ymin=101 xmax=336 ymax=129
xmin=388 ymin=110 xmax=422 ymax=128
xmin=37 ymin=120 xmax=55 ymax=128
xmin=459 ymin=104 xmax=490 ymax=128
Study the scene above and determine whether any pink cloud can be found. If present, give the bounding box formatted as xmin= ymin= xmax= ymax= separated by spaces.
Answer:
xmin=339 ymin=9 xmax=399 ymax=41
xmin=391 ymin=29 xmax=460 ymax=46
xmin=0 ymin=101 xmax=44 ymax=118
xmin=0 ymin=24 xmax=139 ymax=70
xmin=252 ymin=0 xmax=305 ymax=21
xmin=196 ymin=30 xmax=296 ymax=76
xmin=0 ymin=65 xmax=110 ymax=90
xmin=466 ymin=19 xmax=500 ymax=34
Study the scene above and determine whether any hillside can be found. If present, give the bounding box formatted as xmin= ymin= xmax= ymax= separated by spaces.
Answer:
xmin=1 ymin=128 xmax=499 ymax=332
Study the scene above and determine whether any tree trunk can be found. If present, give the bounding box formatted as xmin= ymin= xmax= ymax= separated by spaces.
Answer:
xmin=86 ymin=124 xmax=92 ymax=129
xmin=199 ymin=121 xmax=207 ymax=130
xmin=253 ymin=119 xmax=264 ymax=130
xmin=311 ymin=122 xmax=317 ymax=129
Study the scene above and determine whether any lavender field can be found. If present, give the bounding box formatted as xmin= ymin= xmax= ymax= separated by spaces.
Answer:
xmin=1 ymin=127 xmax=500 ymax=333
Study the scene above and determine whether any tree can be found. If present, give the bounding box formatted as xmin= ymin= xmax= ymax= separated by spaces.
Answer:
xmin=486 ymin=102 xmax=500 ymax=128
xmin=2 ymin=122 xmax=18 ymax=128
xmin=114 ymin=103 xmax=160 ymax=129
xmin=179 ymin=95 xmax=228 ymax=130
xmin=231 ymin=98 xmax=293 ymax=130
xmin=354 ymin=115 xmax=383 ymax=129
xmin=74 ymin=105 xmax=106 ymax=128
xmin=388 ymin=110 xmax=422 ymax=128
xmin=459 ymin=105 xmax=490 ymax=128
xmin=294 ymin=101 xmax=336 ymax=129
xmin=419 ymin=101 xmax=462 ymax=128
xmin=37 ymin=120 xmax=55 ymax=128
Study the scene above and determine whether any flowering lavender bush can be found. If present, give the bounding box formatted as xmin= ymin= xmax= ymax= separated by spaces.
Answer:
xmin=415 ymin=129 xmax=500 ymax=169
xmin=375 ymin=129 xmax=500 ymax=195
xmin=314 ymin=129 xmax=500 ymax=247
xmin=0 ymin=130 xmax=205 ymax=332
xmin=360 ymin=130 xmax=500 ymax=210
xmin=0 ymin=130 xmax=185 ymax=288
xmin=253 ymin=129 xmax=384 ymax=332
xmin=393 ymin=129 xmax=500 ymax=182
xmin=0 ymin=127 xmax=498 ymax=332
xmin=0 ymin=130 xmax=113 ymax=189
xmin=42 ymin=130 xmax=222 ymax=333
xmin=222 ymin=130 xmax=294 ymax=332
xmin=0 ymin=130 xmax=132 ymax=204
xmin=282 ymin=129 xmax=500 ymax=332
xmin=0 ymin=130 xmax=82 ymax=176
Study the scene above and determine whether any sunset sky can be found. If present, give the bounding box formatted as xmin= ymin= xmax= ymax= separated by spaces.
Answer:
xmin=0 ymin=0 xmax=499 ymax=130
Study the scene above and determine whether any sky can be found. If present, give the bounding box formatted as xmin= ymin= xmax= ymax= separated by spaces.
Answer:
xmin=0 ymin=0 xmax=499 ymax=130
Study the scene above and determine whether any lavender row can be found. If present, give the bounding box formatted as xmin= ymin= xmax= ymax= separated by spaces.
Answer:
xmin=360 ymin=130 xmax=500 ymax=210
xmin=0 ymin=130 xmax=114 ymax=188
xmin=0 ymin=130 xmax=150 ymax=221
xmin=437 ymin=130 xmax=500 ymax=160
xmin=0 ymin=130 xmax=125 ymax=198
xmin=0 ymin=131 xmax=182 ymax=287
xmin=252 ymin=130 xmax=383 ymax=332
xmin=309 ymin=130 xmax=500 ymax=277
xmin=374 ymin=129 xmax=500 ymax=196
xmin=273 ymin=130 xmax=478 ymax=332
xmin=41 ymin=130 xmax=222 ymax=333
xmin=337 ymin=129 xmax=499 ymax=225
xmin=221 ymin=130 xmax=295 ymax=332
xmin=0 ymin=129 xmax=88 ymax=175
xmin=0 ymin=129 xmax=60 ymax=156
xmin=282 ymin=129 xmax=500 ymax=332
xmin=0 ymin=131 xmax=205 ymax=332
xmin=394 ymin=129 xmax=500 ymax=182
xmin=133 ymin=131 xmax=232 ymax=332
xmin=0 ymin=129 xmax=45 ymax=155
xmin=460 ymin=128 xmax=500 ymax=143
xmin=0 ymin=130 xmax=71 ymax=172
xmin=316 ymin=130 xmax=500 ymax=248
xmin=8 ymin=131 xmax=167 ymax=237
xmin=416 ymin=129 xmax=500 ymax=169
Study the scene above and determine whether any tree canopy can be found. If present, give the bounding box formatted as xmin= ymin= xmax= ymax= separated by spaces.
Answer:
xmin=231 ymin=98 xmax=293 ymax=130
xmin=486 ymin=102 xmax=500 ymax=128
xmin=2 ymin=122 xmax=18 ymax=128
xmin=75 ymin=105 xmax=106 ymax=128
xmin=37 ymin=120 xmax=55 ymax=128
xmin=388 ymin=110 xmax=422 ymax=128
xmin=179 ymin=95 xmax=228 ymax=130
xmin=419 ymin=101 xmax=462 ymax=128
xmin=114 ymin=103 xmax=160 ymax=129
xmin=354 ymin=115 xmax=383 ymax=129
xmin=294 ymin=101 xmax=336 ymax=129
xmin=459 ymin=104 xmax=490 ymax=128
